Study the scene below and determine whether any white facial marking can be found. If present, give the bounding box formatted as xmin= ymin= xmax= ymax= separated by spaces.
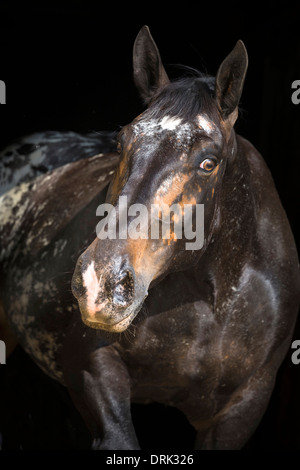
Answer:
xmin=133 ymin=115 xmax=183 ymax=138
xmin=132 ymin=117 xmax=193 ymax=149
xmin=160 ymin=115 xmax=182 ymax=130
xmin=132 ymin=118 xmax=160 ymax=139
xmin=132 ymin=112 xmax=220 ymax=152
xmin=196 ymin=114 xmax=215 ymax=135
xmin=82 ymin=261 xmax=105 ymax=315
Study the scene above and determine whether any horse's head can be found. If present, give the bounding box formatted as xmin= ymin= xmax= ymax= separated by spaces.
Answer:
xmin=72 ymin=26 xmax=248 ymax=332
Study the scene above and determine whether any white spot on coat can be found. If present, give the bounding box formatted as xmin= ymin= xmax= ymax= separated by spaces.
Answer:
xmin=160 ymin=116 xmax=182 ymax=130
xmin=196 ymin=114 xmax=215 ymax=134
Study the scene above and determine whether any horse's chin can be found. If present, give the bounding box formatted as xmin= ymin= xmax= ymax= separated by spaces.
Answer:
xmin=80 ymin=299 xmax=146 ymax=333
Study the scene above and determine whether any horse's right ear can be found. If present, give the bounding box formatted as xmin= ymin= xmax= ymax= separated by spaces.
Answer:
xmin=133 ymin=25 xmax=170 ymax=104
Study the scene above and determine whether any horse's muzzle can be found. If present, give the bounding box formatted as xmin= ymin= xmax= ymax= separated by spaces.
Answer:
xmin=71 ymin=254 xmax=146 ymax=332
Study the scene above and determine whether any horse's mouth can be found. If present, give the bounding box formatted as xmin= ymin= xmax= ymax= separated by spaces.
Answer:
xmin=80 ymin=301 xmax=145 ymax=333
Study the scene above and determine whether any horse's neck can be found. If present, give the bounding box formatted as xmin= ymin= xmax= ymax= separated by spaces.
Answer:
xmin=218 ymin=134 xmax=257 ymax=247
xmin=198 ymin=134 xmax=258 ymax=297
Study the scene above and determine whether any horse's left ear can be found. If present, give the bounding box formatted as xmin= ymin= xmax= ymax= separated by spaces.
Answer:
xmin=133 ymin=25 xmax=170 ymax=103
xmin=215 ymin=40 xmax=248 ymax=127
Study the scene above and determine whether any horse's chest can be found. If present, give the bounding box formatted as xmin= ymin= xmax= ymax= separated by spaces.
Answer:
xmin=116 ymin=301 xmax=221 ymax=403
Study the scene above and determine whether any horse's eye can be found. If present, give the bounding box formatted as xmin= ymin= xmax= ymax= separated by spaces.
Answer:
xmin=199 ymin=158 xmax=217 ymax=173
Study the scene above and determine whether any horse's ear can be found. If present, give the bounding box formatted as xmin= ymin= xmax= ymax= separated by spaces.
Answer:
xmin=133 ymin=25 xmax=170 ymax=103
xmin=215 ymin=40 xmax=248 ymax=126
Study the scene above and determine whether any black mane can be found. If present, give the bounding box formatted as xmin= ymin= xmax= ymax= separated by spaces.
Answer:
xmin=148 ymin=73 xmax=218 ymax=122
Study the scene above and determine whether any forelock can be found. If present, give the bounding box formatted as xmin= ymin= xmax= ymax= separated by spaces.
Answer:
xmin=147 ymin=74 xmax=218 ymax=122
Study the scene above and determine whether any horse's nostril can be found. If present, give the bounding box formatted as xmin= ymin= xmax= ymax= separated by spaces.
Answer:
xmin=110 ymin=269 xmax=135 ymax=308
xmin=117 ymin=269 xmax=133 ymax=286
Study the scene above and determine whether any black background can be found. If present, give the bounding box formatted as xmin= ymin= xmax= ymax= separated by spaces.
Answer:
xmin=0 ymin=0 xmax=299 ymax=450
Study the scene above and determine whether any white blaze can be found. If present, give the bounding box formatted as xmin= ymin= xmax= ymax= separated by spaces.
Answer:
xmin=82 ymin=261 xmax=104 ymax=315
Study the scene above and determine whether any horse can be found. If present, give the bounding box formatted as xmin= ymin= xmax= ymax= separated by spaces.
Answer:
xmin=0 ymin=129 xmax=117 ymax=197
xmin=0 ymin=129 xmax=119 ymax=360
xmin=1 ymin=25 xmax=299 ymax=450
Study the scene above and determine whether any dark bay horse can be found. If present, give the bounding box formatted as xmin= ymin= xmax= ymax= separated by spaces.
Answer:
xmin=1 ymin=26 xmax=299 ymax=450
